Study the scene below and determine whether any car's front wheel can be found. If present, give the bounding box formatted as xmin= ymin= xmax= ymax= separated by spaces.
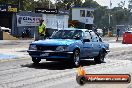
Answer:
xmin=94 ymin=50 xmax=106 ymax=63
xmin=32 ymin=57 xmax=41 ymax=64
xmin=72 ymin=50 xmax=80 ymax=67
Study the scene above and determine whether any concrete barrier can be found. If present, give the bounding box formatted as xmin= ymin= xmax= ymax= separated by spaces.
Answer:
xmin=0 ymin=31 xmax=3 ymax=40
xmin=0 ymin=31 xmax=18 ymax=40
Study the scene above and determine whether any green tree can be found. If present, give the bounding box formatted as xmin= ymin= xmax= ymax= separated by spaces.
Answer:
xmin=128 ymin=0 xmax=132 ymax=11
xmin=94 ymin=6 xmax=109 ymax=28
xmin=0 ymin=0 xmax=37 ymax=11
xmin=118 ymin=1 xmax=125 ymax=8
xmin=35 ymin=0 xmax=54 ymax=9
xmin=56 ymin=0 xmax=83 ymax=10
xmin=82 ymin=0 xmax=100 ymax=8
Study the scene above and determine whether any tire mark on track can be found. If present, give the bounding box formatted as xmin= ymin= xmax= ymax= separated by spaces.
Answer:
xmin=0 ymin=59 xmax=131 ymax=88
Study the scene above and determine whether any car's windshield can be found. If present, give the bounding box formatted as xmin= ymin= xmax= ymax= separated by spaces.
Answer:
xmin=50 ymin=30 xmax=82 ymax=39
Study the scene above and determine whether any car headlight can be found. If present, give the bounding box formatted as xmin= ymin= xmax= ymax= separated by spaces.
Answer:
xmin=56 ymin=46 xmax=68 ymax=52
xmin=29 ymin=45 xmax=37 ymax=50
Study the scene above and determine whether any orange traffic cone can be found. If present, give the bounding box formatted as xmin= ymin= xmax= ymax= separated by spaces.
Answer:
xmin=77 ymin=66 xmax=86 ymax=76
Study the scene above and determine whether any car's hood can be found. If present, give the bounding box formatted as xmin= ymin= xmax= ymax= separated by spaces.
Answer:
xmin=31 ymin=39 xmax=79 ymax=46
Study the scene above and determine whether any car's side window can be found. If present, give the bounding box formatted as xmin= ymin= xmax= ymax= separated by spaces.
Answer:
xmin=90 ymin=31 xmax=99 ymax=42
xmin=73 ymin=30 xmax=82 ymax=38
xmin=95 ymin=32 xmax=103 ymax=42
xmin=83 ymin=31 xmax=91 ymax=40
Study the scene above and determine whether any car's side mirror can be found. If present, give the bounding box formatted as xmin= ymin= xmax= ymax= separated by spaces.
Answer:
xmin=83 ymin=39 xmax=90 ymax=42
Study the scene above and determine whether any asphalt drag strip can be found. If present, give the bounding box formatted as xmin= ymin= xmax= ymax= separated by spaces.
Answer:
xmin=0 ymin=49 xmax=132 ymax=88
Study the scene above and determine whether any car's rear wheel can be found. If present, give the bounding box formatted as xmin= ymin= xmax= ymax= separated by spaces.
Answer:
xmin=72 ymin=50 xmax=80 ymax=67
xmin=32 ymin=57 xmax=41 ymax=64
xmin=94 ymin=50 xmax=105 ymax=63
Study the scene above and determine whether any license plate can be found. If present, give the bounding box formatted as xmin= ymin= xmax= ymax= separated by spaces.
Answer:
xmin=40 ymin=53 xmax=49 ymax=56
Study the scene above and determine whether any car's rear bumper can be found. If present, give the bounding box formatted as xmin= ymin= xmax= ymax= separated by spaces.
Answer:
xmin=27 ymin=50 xmax=73 ymax=59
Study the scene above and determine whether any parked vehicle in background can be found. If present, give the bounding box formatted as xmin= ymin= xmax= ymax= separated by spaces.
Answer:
xmin=27 ymin=28 xmax=109 ymax=67
xmin=1 ymin=27 xmax=11 ymax=33
xmin=122 ymin=31 xmax=132 ymax=44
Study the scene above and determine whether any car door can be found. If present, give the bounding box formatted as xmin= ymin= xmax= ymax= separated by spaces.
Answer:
xmin=89 ymin=31 xmax=101 ymax=57
xmin=82 ymin=31 xmax=93 ymax=58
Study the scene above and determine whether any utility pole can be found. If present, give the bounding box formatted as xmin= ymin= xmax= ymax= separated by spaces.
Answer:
xmin=18 ymin=0 xmax=20 ymax=11
xmin=54 ymin=0 xmax=56 ymax=9
xmin=49 ymin=0 xmax=51 ymax=9
xmin=108 ymin=0 xmax=112 ymax=36
xmin=109 ymin=0 xmax=112 ymax=27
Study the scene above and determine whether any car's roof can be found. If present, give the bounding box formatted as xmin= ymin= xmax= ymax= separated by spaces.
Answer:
xmin=60 ymin=28 xmax=92 ymax=32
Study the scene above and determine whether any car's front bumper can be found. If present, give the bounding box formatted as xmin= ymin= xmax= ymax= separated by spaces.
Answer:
xmin=27 ymin=50 xmax=73 ymax=59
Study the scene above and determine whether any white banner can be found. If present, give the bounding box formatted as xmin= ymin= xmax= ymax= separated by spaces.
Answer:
xmin=17 ymin=15 xmax=42 ymax=26
xmin=42 ymin=14 xmax=69 ymax=29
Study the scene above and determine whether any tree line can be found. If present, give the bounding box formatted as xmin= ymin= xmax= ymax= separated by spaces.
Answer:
xmin=1 ymin=0 xmax=132 ymax=29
